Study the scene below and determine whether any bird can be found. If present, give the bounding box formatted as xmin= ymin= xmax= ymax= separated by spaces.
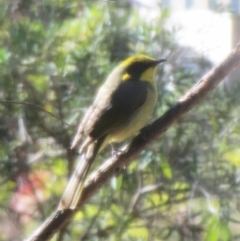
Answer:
xmin=58 ymin=54 xmax=166 ymax=210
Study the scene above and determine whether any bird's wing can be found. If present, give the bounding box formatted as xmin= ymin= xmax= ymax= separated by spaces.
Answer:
xmin=88 ymin=80 xmax=149 ymax=140
xmin=71 ymin=80 xmax=149 ymax=149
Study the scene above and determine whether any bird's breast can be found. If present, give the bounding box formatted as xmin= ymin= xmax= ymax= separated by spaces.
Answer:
xmin=106 ymin=83 xmax=157 ymax=144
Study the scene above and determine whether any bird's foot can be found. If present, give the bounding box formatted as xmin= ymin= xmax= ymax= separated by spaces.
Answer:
xmin=112 ymin=150 xmax=123 ymax=159
xmin=110 ymin=143 xmax=122 ymax=159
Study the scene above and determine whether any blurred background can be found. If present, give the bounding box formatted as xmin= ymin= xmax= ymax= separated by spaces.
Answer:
xmin=0 ymin=0 xmax=240 ymax=240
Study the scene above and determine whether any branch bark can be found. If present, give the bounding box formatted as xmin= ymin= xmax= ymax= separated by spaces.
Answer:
xmin=27 ymin=43 xmax=240 ymax=241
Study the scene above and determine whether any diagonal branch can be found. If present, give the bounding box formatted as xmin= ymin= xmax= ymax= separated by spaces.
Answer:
xmin=27 ymin=43 xmax=240 ymax=241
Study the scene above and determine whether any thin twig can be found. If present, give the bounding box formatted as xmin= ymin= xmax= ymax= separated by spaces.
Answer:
xmin=0 ymin=100 xmax=70 ymax=126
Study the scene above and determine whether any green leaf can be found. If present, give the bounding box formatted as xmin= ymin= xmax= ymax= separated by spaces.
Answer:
xmin=0 ymin=48 xmax=10 ymax=63
xmin=205 ymin=216 xmax=219 ymax=241
xmin=160 ymin=160 xmax=172 ymax=179
xmin=224 ymin=148 xmax=240 ymax=167
xmin=204 ymin=216 xmax=231 ymax=241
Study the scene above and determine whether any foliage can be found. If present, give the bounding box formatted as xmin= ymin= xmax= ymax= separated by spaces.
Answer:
xmin=0 ymin=0 xmax=240 ymax=240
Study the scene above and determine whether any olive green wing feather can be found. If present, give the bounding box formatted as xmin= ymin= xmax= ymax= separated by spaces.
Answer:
xmin=89 ymin=80 xmax=149 ymax=140
xmin=71 ymin=80 xmax=149 ymax=149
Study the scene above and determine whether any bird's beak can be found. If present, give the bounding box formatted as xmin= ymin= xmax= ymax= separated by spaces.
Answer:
xmin=156 ymin=59 xmax=166 ymax=65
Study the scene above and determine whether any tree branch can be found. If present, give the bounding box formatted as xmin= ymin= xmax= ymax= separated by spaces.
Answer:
xmin=26 ymin=43 xmax=240 ymax=241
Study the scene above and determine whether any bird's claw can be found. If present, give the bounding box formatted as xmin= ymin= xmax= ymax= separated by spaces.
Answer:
xmin=112 ymin=149 xmax=122 ymax=159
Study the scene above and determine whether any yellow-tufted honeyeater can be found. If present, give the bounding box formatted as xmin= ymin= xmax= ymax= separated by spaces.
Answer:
xmin=59 ymin=55 xmax=166 ymax=210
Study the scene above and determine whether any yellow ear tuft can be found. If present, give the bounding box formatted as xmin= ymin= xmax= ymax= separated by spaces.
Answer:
xmin=122 ymin=73 xmax=131 ymax=81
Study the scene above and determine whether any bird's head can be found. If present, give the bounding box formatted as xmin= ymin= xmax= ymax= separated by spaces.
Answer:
xmin=120 ymin=54 xmax=166 ymax=83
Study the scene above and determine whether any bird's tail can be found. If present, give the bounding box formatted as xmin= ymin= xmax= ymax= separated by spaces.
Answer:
xmin=58 ymin=137 xmax=104 ymax=210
